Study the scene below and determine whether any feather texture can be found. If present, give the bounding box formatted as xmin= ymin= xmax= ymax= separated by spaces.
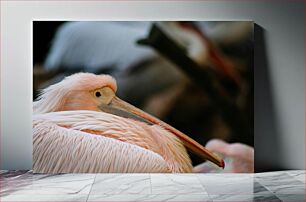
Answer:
xmin=33 ymin=110 xmax=192 ymax=173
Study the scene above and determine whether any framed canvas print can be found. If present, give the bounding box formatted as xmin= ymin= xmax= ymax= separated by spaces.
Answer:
xmin=33 ymin=21 xmax=254 ymax=173
xmin=2 ymin=1 xmax=305 ymax=202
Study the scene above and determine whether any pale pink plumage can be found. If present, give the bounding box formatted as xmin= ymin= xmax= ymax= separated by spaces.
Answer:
xmin=33 ymin=73 xmax=193 ymax=173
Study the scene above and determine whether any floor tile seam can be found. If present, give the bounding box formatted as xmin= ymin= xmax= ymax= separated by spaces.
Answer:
xmin=86 ymin=174 xmax=97 ymax=202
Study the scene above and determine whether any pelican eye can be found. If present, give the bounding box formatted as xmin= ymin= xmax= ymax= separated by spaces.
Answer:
xmin=95 ymin=92 xmax=101 ymax=97
xmin=93 ymin=87 xmax=115 ymax=105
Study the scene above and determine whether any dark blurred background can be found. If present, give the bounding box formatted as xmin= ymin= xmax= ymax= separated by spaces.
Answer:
xmin=33 ymin=21 xmax=254 ymax=167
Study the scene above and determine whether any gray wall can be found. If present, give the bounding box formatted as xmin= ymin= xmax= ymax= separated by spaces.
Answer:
xmin=1 ymin=1 xmax=304 ymax=171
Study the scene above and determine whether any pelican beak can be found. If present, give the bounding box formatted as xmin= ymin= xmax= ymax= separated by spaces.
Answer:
xmin=99 ymin=96 xmax=224 ymax=168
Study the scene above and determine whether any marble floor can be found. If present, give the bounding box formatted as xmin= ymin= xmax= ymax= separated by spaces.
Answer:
xmin=0 ymin=170 xmax=305 ymax=202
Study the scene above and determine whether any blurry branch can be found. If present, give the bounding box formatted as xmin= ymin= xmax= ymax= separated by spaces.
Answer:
xmin=137 ymin=23 xmax=251 ymax=144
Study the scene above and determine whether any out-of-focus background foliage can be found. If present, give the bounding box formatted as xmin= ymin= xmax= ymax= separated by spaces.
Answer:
xmin=33 ymin=21 xmax=254 ymax=166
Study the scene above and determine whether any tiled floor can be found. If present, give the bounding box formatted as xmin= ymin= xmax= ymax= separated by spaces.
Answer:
xmin=0 ymin=170 xmax=305 ymax=202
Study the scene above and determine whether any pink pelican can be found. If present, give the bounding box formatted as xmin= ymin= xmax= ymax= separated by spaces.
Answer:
xmin=33 ymin=73 xmax=224 ymax=173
